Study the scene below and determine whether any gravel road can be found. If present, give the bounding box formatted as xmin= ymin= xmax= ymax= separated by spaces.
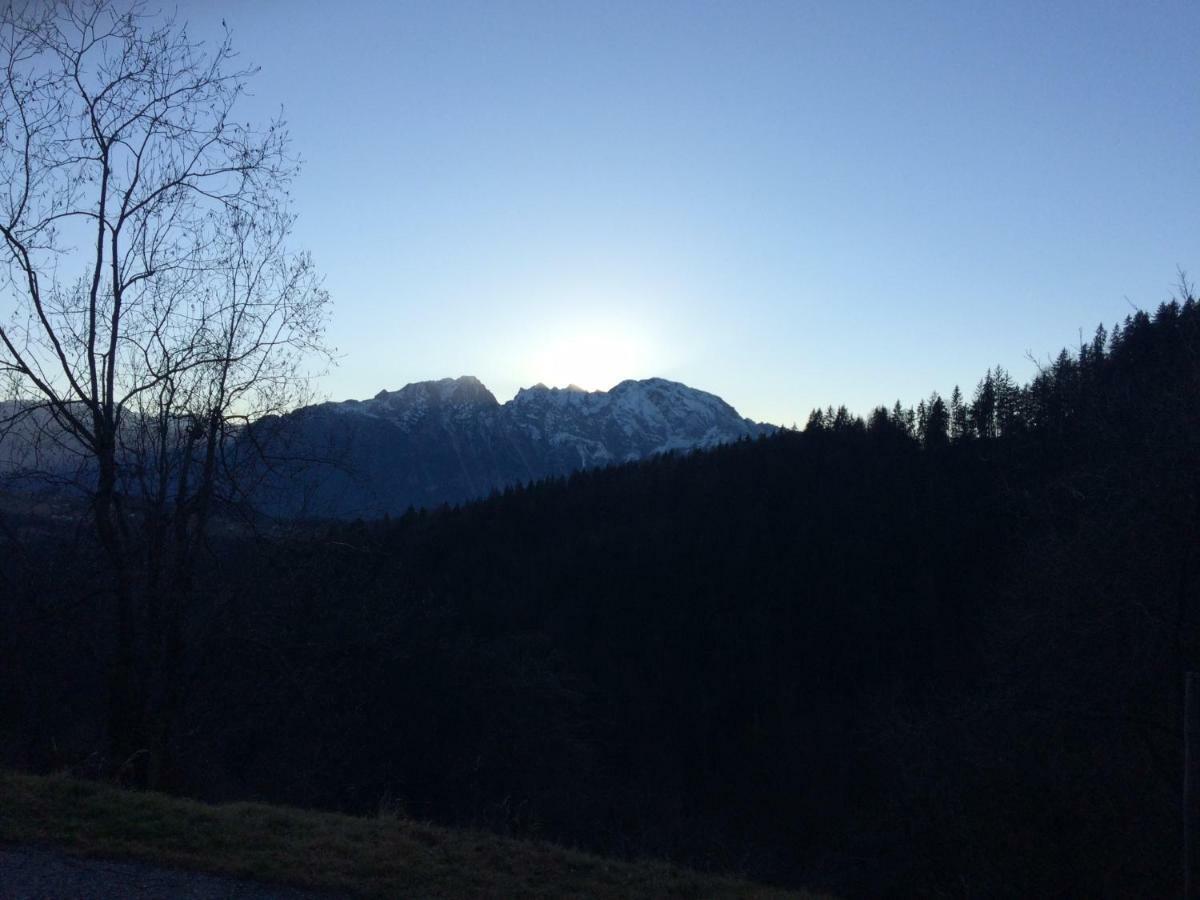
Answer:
xmin=0 ymin=845 xmax=342 ymax=899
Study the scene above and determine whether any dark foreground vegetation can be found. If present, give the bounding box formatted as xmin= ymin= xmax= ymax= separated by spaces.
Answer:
xmin=0 ymin=770 xmax=803 ymax=899
xmin=2 ymin=293 xmax=1198 ymax=897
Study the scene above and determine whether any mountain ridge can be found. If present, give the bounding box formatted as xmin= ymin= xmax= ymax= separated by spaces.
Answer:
xmin=0 ymin=377 xmax=775 ymax=520
xmin=256 ymin=375 xmax=774 ymax=518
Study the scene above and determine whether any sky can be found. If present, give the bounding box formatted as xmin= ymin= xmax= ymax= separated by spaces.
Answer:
xmin=178 ymin=0 xmax=1197 ymax=425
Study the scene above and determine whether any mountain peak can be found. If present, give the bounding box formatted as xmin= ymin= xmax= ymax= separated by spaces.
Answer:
xmin=373 ymin=376 xmax=498 ymax=409
xmin=267 ymin=375 xmax=773 ymax=517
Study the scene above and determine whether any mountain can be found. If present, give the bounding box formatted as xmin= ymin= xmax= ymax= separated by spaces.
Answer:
xmin=252 ymin=376 xmax=773 ymax=518
xmin=0 ymin=400 xmax=92 ymax=488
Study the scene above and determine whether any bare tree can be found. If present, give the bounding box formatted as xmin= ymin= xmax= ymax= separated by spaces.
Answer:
xmin=0 ymin=0 xmax=330 ymax=782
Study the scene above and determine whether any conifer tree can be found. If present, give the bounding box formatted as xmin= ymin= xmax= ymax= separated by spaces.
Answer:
xmin=971 ymin=370 xmax=997 ymax=439
xmin=950 ymin=386 xmax=968 ymax=441
xmin=922 ymin=392 xmax=950 ymax=447
xmin=867 ymin=405 xmax=891 ymax=435
xmin=993 ymin=367 xmax=1020 ymax=436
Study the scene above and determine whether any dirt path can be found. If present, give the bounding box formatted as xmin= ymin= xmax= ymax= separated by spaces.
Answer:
xmin=0 ymin=845 xmax=342 ymax=899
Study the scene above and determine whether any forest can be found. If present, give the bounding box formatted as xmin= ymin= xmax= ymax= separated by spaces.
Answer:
xmin=2 ymin=293 xmax=1198 ymax=897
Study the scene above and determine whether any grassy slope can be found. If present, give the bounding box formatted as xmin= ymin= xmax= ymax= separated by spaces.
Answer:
xmin=0 ymin=771 xmax=818 ymax=899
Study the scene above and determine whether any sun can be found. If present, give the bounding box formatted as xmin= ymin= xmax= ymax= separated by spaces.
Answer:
xmin=529 ymin=322 xmax=654 ymax=392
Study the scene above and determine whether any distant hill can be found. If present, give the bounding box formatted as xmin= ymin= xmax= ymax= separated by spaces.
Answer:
xmin=252 ymin=376 xmax=774 ymax=518
xmin=0 ymin=399 xmax=91 ymax=487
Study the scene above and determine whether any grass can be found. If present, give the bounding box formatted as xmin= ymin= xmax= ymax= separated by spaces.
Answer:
xmin=0 ymin=770 xmax=820 ymax=899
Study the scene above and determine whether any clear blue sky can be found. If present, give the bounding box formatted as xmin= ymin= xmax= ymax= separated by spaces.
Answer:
xmin=180 ymin=0 xmax=1197 ymax=425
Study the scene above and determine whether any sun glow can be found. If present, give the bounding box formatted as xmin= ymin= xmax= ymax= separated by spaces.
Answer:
xmin=526 ymin=321 xmax=656 ymax=393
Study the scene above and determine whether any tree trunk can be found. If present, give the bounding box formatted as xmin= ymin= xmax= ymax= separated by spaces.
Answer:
xmin=95 ymin=448 xmax=147 ymax=784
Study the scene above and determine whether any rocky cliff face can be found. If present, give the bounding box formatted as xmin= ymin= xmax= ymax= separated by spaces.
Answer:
xmin=254 ymin=376 xmax=773 ymax=519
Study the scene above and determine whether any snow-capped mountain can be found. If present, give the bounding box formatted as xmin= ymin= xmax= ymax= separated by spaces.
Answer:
xmin=254 ymin=376 xmax=773 ymax=519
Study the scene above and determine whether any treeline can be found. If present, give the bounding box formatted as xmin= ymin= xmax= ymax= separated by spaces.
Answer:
xmin=2 ymin=295 xmax=1198 ymax=897
xmin=809 ymin=310 xmax=1177 ymax=448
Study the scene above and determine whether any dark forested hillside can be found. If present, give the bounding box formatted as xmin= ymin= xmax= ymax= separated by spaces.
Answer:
xmin=3 ymin=296 xmax=1198 ymax=897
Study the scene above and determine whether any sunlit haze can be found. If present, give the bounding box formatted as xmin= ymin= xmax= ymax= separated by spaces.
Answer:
xmin=522 ymin=316 xmax=660 ymax=393
xmin=176 ymin=0 xmax=1197 ymax=424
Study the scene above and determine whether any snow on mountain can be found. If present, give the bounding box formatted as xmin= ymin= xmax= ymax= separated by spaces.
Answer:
xmin=505 ymin=377 xmax=766 ymax=465
xmin=256 ymin=376 xmax=774 ymax=519
xmin=0 ymin=378 xmax=774 ymax=519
